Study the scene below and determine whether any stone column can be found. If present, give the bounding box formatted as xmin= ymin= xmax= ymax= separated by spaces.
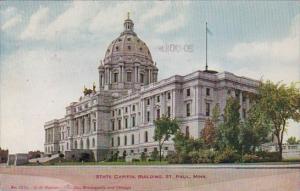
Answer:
xmin=239 ymin=92 xmax=243 ymax=120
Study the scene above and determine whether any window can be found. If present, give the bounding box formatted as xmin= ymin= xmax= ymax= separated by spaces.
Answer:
xmin=145 ymin=131 xmax=148 ymax=143
xmin=132 ymin=105 xmax=135 ymax=111
xmin=86 ymin=139 xmax=90 ymax=149
xmin=114 ymin=73 xmax=118 ymax=83
xmin=80 ymin=140 xmax=83 ymax=149
xmin=127 ymin=38 xmax=131 ymax=41
xmin=93 ymin=121 xmax=96 ymax=131
xmin=167 ymin=92 xmax=171 ymax=99
xmin=127 ymin=72 xmax=132 ymax=82
xmin=124 ymin=135 xmax=127 ymax=146
xmin=111 ymin=120 xmax=115 ymax=131
xmin=111 ymin=138 xmax=114 ymax=147
xmin=206 ymin=103 xmax=210 ymax=116
xmin=164 ymin=147 xmax=168 ymax=151
xmin=147 ymin=99 xmax=150 ymax=105
xmin=128 ymin=46 xmax=131 ymax=50
xmin=112 ymin=111 xmax=115 ymax=117
xmin=167 ymin=106 xmax=171 ymax=118
xmin=157 ymin=96 xmax=160 ymax=103
xmin=242 ymin=95 xmax=247 ymax=102
xmin=125 ymin=107 xmax=128 ymax=113
xmin=117 ymin=136 xmax=120 ymax=146
xmin=116 ymin=46 xmax=119 ymax=51
xmin=186 ymin=88 xmax=191 ymax=96
xmin=132 ymin=116 xmax=136 ymax=127
xmin=157 ymin=109 xmax=160 ymax=119
xmin=74 ymin=141 xmax=77 ymax=149
xmin=131 ymin=134 xmax=135 ymax=145
xmin=118 ymin=119 xmax=121 ymax=130
xmin=243 ymin=109 xmax=246 ymax=119
xmin=118 ymin=109 xmax=121 ymax=115
xmin=185 ymin=126 xmax=190 ymax=138
xmin=206 ymin=88 xmax=210 ymax=96
xmin=125 ymin=118 xmax=128 ymax=129
xmin=92 ymin=138 xmax=95 ymax=147
xmin=144 ymin=148 xmax=147 ymax=153
xmin=140 ymin=74 xmax=144 ymax=83
xmin=147 ymin=111 xmax=150 ymax=122
xmin=186 ymin=103 xmax=190 ymax=117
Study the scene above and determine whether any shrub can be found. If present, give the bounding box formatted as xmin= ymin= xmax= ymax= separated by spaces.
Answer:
xmin=141 ymin=152 xmax=147 ymax=161
xmin=242 ymin=154 xmax=261 ymax=163
xmin=79 ymin=153 xmax=90 ymax=162
xmin=59 ymin=153 xmax=64 ymax=158
xmin=167 ymin=152 xmax=181 ymax=164
xmin=151 ymin=149 xmax=159 ymax=161
xmin=214 ymin=148 xmax=241 ymax=163
xmin=256 ymin=151 xmax=281 ymax=162
xmin=132 ymin=159 xmax=140 ymax=162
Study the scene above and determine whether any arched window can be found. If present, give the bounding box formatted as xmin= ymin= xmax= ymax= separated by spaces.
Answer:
xmin=92 ymin=138 xmax=95 ymax=147
xmin=80 ymin=139 xmax=83 ymax=149
xmin=145 ymin=131 xmax=148 ymax=143
xmin=86 ymin=138 xmax=90 ymax=149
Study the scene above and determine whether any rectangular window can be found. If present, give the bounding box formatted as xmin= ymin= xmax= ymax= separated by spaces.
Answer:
xmin=118 ymin=119 xmax=121 ymax=130
xmin=167 ymin=106 xmax=171 ymax=118
xmin=125 ymin=107 xmax=128 ymax=113
xmin=132 ymin=105 xmax=135 ymax=111
xmin=157 ymin=109 xmax=160 ymax=119
xmin=140 ymin=74 xmax=144 ymax=83
xmin=112 ymin=111 xmax=115 ymax=117
xmin=206 ymin=103 xmax=210 ymax=116
xmin=111 ymin=120 xmax=115 ymax=131
xmin=147 ymin=99 xmax=150 ymax=105
xmin=131 ymin=134 xmax=135 ymax=145
xmin=186 ymin=103 xmax=190 ymax=117
xmin=147 ymin=111 xmax=150 ymax=122
xmin=157 ymin=96 xmax=160 ymax=103
xmin=124 ymin=136 xmax=127 ymax=146
xmin=93 ymin=121 xmax=96 ymax=131
xmin=117 ymin=137 xmax=120 ymax=146
xmin=118 ymin=109 xmax=121 ymax=115
xmin=111 ymin=138 xmax=114 ymax=147
xmin=125 ymin=118 xmax=128 ymax=129
xmin=132 ymin=116 xmax=135 ymax=127
xmin=167 ymin=92 xmax=171 ymax=99
xmin=127 ymin=72 xmax=132 ymax=82
xmin=114 ymin=73 xmax=118 ymax=83
xmin=187 ymin=88 xmax=190 ymax=96
xmin=206 ymin=88 xmax=210 ymax=96
xmin=243 ymin=108 xmax=246 ymax=119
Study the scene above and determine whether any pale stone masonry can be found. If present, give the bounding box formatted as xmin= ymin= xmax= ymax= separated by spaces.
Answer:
xmin=44 ymin=16 xmax=259 ymax=161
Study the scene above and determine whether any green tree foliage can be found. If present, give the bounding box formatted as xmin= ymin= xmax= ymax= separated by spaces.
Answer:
xmin=217 ymin=97 xmax=241 ymax=151
xmin=254 ymin=81 xmax=300 ymax=160
xmin=154 ymin=115 xmax=179 ymax=161
xmin=239 ymin=105 xmax=272 ymax=153
xmin=286 ymin=136 xmax=300 ymax=145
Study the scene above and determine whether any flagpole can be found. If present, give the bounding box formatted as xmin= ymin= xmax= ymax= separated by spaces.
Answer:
xmin=205 ymin=22 xmax=208 ymax=71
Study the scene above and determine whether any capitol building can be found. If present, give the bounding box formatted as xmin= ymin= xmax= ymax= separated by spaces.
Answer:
xmin=44 ymin=16 xmax=259 ymax=161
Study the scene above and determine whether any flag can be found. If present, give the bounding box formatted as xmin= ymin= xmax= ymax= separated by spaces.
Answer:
xmin=207 ymin=27 xmax=213 ymax=35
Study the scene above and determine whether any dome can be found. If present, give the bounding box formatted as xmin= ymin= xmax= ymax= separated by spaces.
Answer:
xmin=103 ymin=17 xmax=153 ymax=65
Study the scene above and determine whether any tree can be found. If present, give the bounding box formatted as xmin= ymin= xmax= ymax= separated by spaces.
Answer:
xmin=154 ymin=115 xmax=179 ymax=162
xmin=254 ymin=81 xmax=300 ymax=160
xmin=217 ymin=97 xmax=241 ymax=151
xmin=201 ymin=119 xmax=217 ymax=149
xmin=239 ymin=104 xmax=272 ymax=153
xmin=286 ymin=136 xmax=300 ymax=145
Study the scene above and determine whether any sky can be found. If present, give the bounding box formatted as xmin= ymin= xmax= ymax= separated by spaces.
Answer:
xmin=0 ymin=1 xmax=299 ymax=153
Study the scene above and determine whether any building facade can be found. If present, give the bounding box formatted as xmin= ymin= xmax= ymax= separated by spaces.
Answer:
xmin=44 ymin=16 xmax=259 ymax=161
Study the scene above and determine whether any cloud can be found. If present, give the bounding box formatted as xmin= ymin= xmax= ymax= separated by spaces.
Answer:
xmin=20 ymin=7 xmax=49 ymax=40
xmin=1 ymin=14 xmax=22 ymax=31
xmin=139 ymin=1 xmax=171 ymax=24
xmin=155 ymin=14 xmax=186 ymax=33
xmin=227 ymin=14 xmax=300 ymax=83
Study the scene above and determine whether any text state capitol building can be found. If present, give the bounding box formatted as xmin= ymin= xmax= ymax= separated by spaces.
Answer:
xmin=44 ymin=17 xmax=259 ymax=161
